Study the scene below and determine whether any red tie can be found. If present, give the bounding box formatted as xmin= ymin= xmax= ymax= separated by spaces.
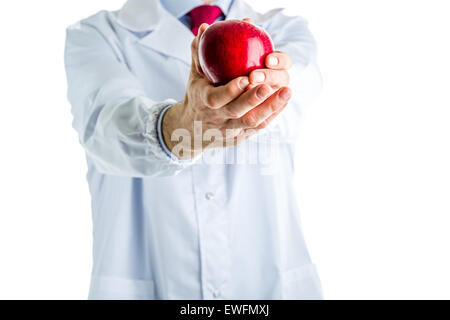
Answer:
xmin=188 ymin=5 xmax=224 ymax=36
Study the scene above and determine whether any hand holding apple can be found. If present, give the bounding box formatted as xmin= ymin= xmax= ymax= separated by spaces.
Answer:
xmin=198 ymin=19 xmax=274 ymax=86
xmin=162 ymin=21 xmax=292 ymax=159
xmin=197 ymin=18 xmax=292 ymax=127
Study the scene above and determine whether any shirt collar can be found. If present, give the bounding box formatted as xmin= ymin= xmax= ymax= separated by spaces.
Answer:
xmin=160 ymin=0 xmax=234 ymax=19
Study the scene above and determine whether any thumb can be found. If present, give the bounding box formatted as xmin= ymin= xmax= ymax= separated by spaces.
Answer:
xmin=190 ymin=23 xmax=209 ymax=76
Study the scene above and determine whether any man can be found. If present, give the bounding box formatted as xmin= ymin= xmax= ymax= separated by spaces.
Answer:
xmin=65 ymin=0 xmax=323 ymax=299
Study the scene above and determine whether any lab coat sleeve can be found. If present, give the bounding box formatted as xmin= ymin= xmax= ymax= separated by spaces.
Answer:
xmin=263 ymin=13 xmax=322 ymax=143
xmin=64 ymin=23 xmax=196 ymax=177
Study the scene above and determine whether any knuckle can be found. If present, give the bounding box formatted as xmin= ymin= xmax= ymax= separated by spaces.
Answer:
xmin=271 ymin=82 xmax=281 ymax=90
xmin=225 ymin=83 xmax=237 ymax=96
xmin=243 ymin=113 xmax=258 ymax=128
xmin=258 ymin=84 xmax=272 ymax=98
xmin=226 ymin=108 xmax=240 ymax=119
xmin=258 ymin=120 xmax=268 ymax=129
xmin=209 ymin=115 xmax=224 ymax=125
xmin=249 ymin=95 xmax=261 ymax=107
xmin=251 ymin=88 xmax=267 ymax=105
xmin=205 ymin=93 xmax=218 ymax=108
xmin=268 ymin=101 xmax=278 ymax=113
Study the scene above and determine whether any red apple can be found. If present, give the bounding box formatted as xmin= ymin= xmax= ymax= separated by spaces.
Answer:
xmin=198 ymin=20 xmax=274 ymax=86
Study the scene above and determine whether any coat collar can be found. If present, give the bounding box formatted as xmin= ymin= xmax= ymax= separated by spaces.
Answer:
xmin=116 ymin=0 xmax=259 ymax=65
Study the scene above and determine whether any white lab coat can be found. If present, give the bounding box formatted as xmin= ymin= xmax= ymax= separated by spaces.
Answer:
xmin=65 ymin=0 xmax=323 ymax=300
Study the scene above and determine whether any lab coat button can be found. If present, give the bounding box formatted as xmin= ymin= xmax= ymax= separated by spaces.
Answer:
xmin=213 ymin=290 xmax=221 ymax=299
xmin=205 ymin=192 xmax=215 ymax=200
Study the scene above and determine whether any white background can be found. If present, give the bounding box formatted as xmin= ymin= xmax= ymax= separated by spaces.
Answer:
xmin=0 ymin=0 xmax=449 ymax=299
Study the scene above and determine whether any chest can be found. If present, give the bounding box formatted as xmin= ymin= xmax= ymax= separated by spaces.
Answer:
xmin=123 ymin=41 xmax=191 ymax=102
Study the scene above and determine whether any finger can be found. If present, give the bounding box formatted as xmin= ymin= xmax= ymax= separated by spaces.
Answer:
xmin=242 ymin=87 xmax=291 ymax=128
xmin=191 ymin=23 xmax=209 ymax=75
xmin=228 ymin=87 xmax=292 ymax=129
xmin=243 ymin=18 xmax=254 ymax=24
xmin=255 ymin=102 xmax=288 ymax=129
xmin=203 ymin=76 xmax=249 ymax=109
xmin=249 ymin=69 xmax=290 ymax=89
xmin=224 ymin=84 xmax=274 ymax=118
xmin=198 ymin=23 xmax=209 ymax=38
xmin=265 ymin=51 xmax=293 ymax=70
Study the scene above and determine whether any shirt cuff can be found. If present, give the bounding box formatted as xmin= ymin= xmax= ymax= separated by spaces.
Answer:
xmin=156 ymin=103 xmax=176 ymax=159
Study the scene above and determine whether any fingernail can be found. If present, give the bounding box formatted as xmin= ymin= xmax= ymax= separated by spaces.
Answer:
xmin=279 ymin=88 xmax=292 ymax=101
xmin=257 ymin=85 xmax=271 ymax=99
xmin=268 ymin=56 xmax=278 ymax=67
xmin=239 ymin=77 xmax=250 ymax=90
xmin=253 ymin=71 xmax=265 ymax=83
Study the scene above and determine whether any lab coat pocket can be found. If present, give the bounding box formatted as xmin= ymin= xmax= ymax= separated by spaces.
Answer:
xmin=281 ymin=264 xmax=323 ymax=300
xmin=89 ymin=275 xmax=156 ymax=300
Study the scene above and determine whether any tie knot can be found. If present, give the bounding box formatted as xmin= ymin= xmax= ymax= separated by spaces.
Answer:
xmin=188 ymin=5 xmax=224 ymax=36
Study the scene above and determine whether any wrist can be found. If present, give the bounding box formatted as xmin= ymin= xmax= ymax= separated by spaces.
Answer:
xmin=162 ymin=102 xmax=200 ymax=159
xmin=162 ymin=103 xmax=182 ymax=152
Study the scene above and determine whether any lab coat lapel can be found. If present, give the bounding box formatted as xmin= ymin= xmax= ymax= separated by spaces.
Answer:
xmin=138 ymin=12 xmax=195 ymax=65
xmin=117 ymin=0 xmax=194 ymax=64
xmin=227 ymin=0 xmax=256 ymax=21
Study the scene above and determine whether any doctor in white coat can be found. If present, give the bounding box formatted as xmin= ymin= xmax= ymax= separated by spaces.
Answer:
xmin=65 ymin=0 xmax=323 ymax=300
